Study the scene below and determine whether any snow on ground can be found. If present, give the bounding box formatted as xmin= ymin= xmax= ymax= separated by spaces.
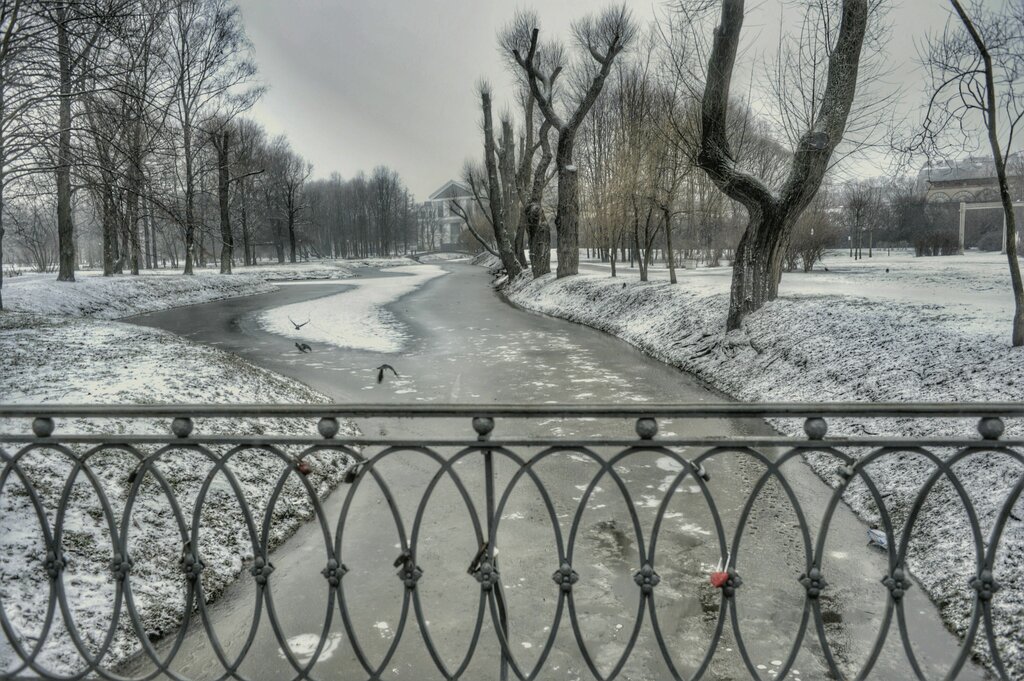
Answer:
xmin=0 ymin=314 xmax=357 ymax=676
xmin=415 ymin=252 xmax=473 ymax=263
xmin=0 ymin=259 xmax=379 ymax=675
xmin=346 ymin=256 xmax=420 ymax=268
xmin=258 ymin=264 xmax=447 ymax=353
xmin=1 ymin=261 xmax=356 ymax=319
xmin=492 ymin=249 xmax=1024 ymax=677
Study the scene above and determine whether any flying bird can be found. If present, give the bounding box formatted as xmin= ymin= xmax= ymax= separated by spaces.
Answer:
xmin=295 ymin=342 xmax=312 ymax=353
xmin=376 ymin=364 xmax=400 ymax=383
xmin=289 ymin=316 xmax=310 ymax=330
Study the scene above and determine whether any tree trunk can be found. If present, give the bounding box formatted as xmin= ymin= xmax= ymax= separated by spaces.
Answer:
xmin=216 ymin=130 xmax=232 ymax=273
xmin=240 ymin=179 xmax=251 ymax=266
xmin=274 ymin=217 xmax=284 ymax=263
xmin=480 ymin=89 xmax=521 ymax=279
xmin=102 ymin=186 xmax=117 ymax=275
xmin=554 ymin=135 xmax=579 ymax=278
xmin=727 ymin=207 xmax=789 ymax=330
xmin=56 ymin=14 xmax=75 ymax=282
xmin=664 ymin=207 xmax=677 ymax=284
xmin=126 ymin=128 xmax=142 ymax=275
xmin=183 ymin=124 xmax=196 ymax=274
xmin=288 ymin=213 xmax=297 ymax=263
xmin=143 ymin=200 xmax=152 ymax=270
xmin=526 ymin=203 xmax=550 ymax=277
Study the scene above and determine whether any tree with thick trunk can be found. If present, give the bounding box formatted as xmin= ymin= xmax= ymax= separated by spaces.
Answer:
xmin=510 ymin=6 xmax=636 ymax=278
xmin=450 ymin=86 xmax=523 ymax=278
xmin=525 ymin=120 xmax=554 ymax=277
xmin=697 ymin=0 xmax=867 ymax=330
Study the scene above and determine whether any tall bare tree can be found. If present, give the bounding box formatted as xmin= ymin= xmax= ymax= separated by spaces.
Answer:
xmin=164 ymin=0 xmax=258 ymax=274
xmin=0 ymin=0 xmax=46 ymax=308
xmin=696 ymin=0 xmax=868 ymax=330
xmin=917 ymin=0 xmax=1024 ymax=345
xmin=510 ymin=5 xmax=636 ymax=278
xmin=42 ymin=0 xmax=120 ymax=281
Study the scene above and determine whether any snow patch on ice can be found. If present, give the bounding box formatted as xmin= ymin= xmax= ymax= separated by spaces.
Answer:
xmin=258 ymin=265 xmax=447 ymax=352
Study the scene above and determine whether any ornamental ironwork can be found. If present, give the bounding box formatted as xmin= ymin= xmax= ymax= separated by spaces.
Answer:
xmin=0 ymin=402 xmax=1021 ymax=681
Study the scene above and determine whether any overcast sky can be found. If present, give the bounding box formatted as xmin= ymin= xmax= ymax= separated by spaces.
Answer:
xmin=235 ymin=1 xmax=969 ymax=200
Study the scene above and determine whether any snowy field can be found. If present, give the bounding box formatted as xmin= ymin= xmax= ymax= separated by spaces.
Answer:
xmin=490 ymin=249 xmax=1024 ymax=677
xmin=258 ymin=264 xmax=447 ymax=352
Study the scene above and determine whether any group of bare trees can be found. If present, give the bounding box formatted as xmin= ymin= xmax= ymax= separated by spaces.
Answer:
xmin=458 ymin=1 xmax=872 ymax=330
xmin=460 ymin=0 xmax=1024 ymax=343
xmin=304 ymin=168 xmax=417 ymax=260
xmin=0 ymin=0 xmax=416 ymax=310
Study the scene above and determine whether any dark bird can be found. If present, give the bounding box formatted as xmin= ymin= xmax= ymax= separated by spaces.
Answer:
xmin=823 ymin=267 xmax=829 ymax=272
xmin=885 ymin=268 xmax=890 ymax=273
xmin=295 ymin=342 xmax=312 ymax=353
xmin=289 ymin=316 xmax=310 ymax=330
xmin=376 ymin=364 xmax=400 ymax=383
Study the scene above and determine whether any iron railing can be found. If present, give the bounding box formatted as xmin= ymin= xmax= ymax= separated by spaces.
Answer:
xmin=0 ymin=403 xmax=1021 ymax=681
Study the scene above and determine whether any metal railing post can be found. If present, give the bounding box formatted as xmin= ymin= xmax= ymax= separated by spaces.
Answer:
xmin=474 ymin=415 xmax=509 ymax=681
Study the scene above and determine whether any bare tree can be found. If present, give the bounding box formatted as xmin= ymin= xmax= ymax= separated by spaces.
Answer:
xmin=843 ymin=179 xmax=885 ymax=259
xmin=916 ymin=0 xmax=1024 ymax=345
xmin=42 ymin=0 xmax=123 ymax=282
xmin=0 ymin=0 xmax=47 ymax=307
xmin=696 ymin=0 xmax=869 ymax=330
xmin=510 ymin=5 xmax=636 ymax=278
xmin=164 ymin=0 xmax=259 ymax=274
xmin=787 ymin=185 xmax=840 ymax=272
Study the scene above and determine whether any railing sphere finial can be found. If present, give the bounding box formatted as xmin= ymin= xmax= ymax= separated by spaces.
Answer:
xmin=978 ymin=417 xmax=1004 ymax=440
xmin=472 ymin=416 xmax=494 ymax=441
xmin=317 ymin=417 xmax=340 ymax=439
xmin=804 ymin=417 xmax=828 ymax=440
xmin=635 ymin=417 xmax=658 ymax=440
xmin=171 ymin=417 xmax=194 ymax=439
xmin=32 ymin=417 xmax=55 ymax=438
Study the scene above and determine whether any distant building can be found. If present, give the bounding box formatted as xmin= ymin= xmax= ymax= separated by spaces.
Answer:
xmin=918 ymin=154 xmax=1024 ymax=203
xmin=421 ymin=180 xmax=481 ymax=251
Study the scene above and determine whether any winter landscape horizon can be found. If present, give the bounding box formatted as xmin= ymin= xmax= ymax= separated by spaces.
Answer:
xmin=2 ymin=1 xmax=1024 ymax=680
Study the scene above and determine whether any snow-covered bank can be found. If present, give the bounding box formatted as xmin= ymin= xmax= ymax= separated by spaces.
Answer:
xmin=0 ymin=313 xmax=356 ymax=675
xmin=258 ymin=264 xmax=447 ymax=352
xmin=415 ymin=252 xmax=473 ymax=263
xmin=1 ymin=261 xmax=357 ymax=319
xmin=492 ymin=251 xmax=1024 ymax=676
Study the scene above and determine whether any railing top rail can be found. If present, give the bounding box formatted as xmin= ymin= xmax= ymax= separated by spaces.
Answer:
xmin=0 ymin=402 xmax=1022 ymax=418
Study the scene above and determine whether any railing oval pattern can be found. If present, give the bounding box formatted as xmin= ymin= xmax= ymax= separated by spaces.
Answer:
xmin=0 ymin=404 xmax=1021 ymax=681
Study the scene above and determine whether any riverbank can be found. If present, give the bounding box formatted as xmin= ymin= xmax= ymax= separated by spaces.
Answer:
xmin=486 ymin=250 xmax=1024 ymax=677
xmin=0 ymin=258 xmax=428 ymax=319
xmin=0 ymin=259 xmax=407 ymax=675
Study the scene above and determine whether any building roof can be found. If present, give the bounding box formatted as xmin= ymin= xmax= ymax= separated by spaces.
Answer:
xmin=428 ymin=179 xmax=473 ymax=201
xmin=918 ymin=153 xmax=1023 ymax=186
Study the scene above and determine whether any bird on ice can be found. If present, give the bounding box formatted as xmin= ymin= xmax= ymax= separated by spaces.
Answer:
xmin=866 ymin=527 xmax=888 ymax=550
xmin=289 ymin=316 xmax=310 ymax=330
xmin=376 ymin=364 xmax=399 ymax=383
xmin=295 ymin=342 xmax=312 ymax=353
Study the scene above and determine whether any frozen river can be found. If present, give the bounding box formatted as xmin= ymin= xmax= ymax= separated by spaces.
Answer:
xmin=125 ymin=262 xmax=988 ymax=680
